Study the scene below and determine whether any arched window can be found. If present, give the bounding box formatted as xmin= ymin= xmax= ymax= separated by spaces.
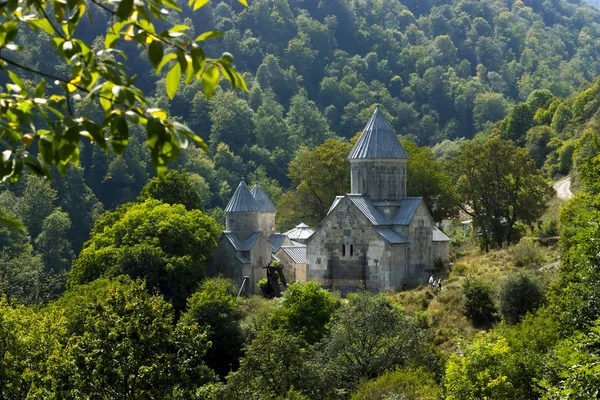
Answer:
xmin=350 ymin=244 xmax=354 ymax=256
xmin=342 ymin=244 xmax=346 ymax=256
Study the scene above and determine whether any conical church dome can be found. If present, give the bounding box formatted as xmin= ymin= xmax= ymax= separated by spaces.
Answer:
xmin=225 ymin=180 xmax=260 ymax=213
xmin=348 ymin=106 xmax=408 ymax=160
xmin=251 ymin=184 xmax=276 ymax=212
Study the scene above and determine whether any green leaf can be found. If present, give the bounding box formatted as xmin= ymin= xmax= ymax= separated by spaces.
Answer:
xmin=201 ymin=64 xmax=219 ymax=99
xmin=148 ymin=40 xmax=163 ymax=70
xmin=156 ymin=53 xmax=177 ymax=74
xmin=0 ymin=215 xmax=25 ymax=230
xmin=111 ymin=116 xmax=129 ymax=155
xmin=191 ymin=44 xmax=206 ymax=74
xmin=170 ymin=24 xmax=189 ymax=32
xmin=166 ymin=62 xmax=181 ymax=100
xmin=35 ymin=79 xmax=46 ymax=97
xmin=7 ymin=70 xmax=24 ymax=90
xmin=30 ymin=18 xmax=55 ymax=35
xmin=192 ymin=0 xmax=210 ymax=11
xmin=24 ymin=154 xmax=51 ymax=178
xmin=116 ymin=0 xmax=134 ymax=20
xmin=195 ymin=30 xmax=223 ymax=41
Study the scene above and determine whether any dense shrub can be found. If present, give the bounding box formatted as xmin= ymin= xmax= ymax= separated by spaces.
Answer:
xmin=497 ymin=273 xmax=545 ymax=325
xmin=509 ymin=238 xmax=545 ymax=268
xmin=462 ymin=276 xmax=498 ymax=328
xmin=350 ymin=367 xmax=440 ymax=400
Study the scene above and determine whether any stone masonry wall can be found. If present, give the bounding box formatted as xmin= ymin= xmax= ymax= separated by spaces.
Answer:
xmin=307 ymin=197 xmax=408 ymax=292
xmin=350 ymin=159 xmax=407 ymax=201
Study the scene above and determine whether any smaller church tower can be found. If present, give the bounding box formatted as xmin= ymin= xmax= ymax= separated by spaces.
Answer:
xmin=225 ymin=180 xmax=261 ymax=240
xmin=348 ymin=106 xmax=408 ymax=202
xmin=250 ymin=184 xmax=276 ymax=235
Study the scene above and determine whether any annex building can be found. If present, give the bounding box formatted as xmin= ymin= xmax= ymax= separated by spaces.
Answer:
xmin=208 ymin=106 xmax=450 ymax=294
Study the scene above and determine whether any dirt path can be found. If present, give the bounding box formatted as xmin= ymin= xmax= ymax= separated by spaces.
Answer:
xmin=553 ymin=176 xmax=573 ymax=200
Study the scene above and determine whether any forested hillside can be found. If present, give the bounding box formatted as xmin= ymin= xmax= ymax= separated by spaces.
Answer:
xmin=5 ymin=0 xmax=600 ymax=240
xmin=2 ymin=0 xmax=600 ymax=397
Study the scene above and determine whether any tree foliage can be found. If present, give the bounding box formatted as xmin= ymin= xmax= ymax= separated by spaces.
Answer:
xmin=462 ymin=276 xmax=498 ymax=329
xmin=69 ymin=199 xmax=220 ymax=310
xmin=138 ymin=169 xmax=204 ymax=210
xmin=456 ymin=136 xmax=553 ymax=249
xmin=181 ymin=277 xmax=244 ymax=379
xmin=0 ymin=0 xmax=248 ymax=182
xmin=269 ymin=280 xmax=337 ymax=344
xmin=276 ymin=138 xmax=352 ymax=230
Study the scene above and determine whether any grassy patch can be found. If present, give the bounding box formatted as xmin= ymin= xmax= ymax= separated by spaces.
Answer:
xmin=389 ymin=244 xmax=561 ymax=356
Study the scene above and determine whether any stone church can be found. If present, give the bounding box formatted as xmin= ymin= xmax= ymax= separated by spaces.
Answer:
xmin=208 ymin=106 xmax=449 ymax=294
xmin=306 ymin=106 xmax=450 ymax=292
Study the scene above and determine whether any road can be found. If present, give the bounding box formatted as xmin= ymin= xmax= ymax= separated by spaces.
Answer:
xmin=553 ymin=176 xmax=573 ymax=200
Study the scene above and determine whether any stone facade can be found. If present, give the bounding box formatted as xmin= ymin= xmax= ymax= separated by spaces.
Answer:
xmin=305 ymin=106 xmax=450 ymax=293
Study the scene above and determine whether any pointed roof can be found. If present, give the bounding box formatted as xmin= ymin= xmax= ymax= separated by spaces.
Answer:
xmin=251 ymin=184 xmax=276 ymax=212
xmin=225 ymin=180 xmax=260 ymax=213
xmin=348 ymin=106 xmax=408 ymax=160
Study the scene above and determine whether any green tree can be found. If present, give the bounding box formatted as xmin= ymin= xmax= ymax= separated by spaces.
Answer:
xmin=0 ymin=296 xmax=61 ymax=398
xmin=285 ymin=89 xmax=334 ymax=148
xmin=47 ymin=277 xmax=215 ymax=398
xmin=497 ymin=273 xmax=544 ymax=325
xmin=209 ymin=91 xmax=256 ymax=152
xmin=51 ymin=165 xmax=104 ymax=252
xmin=320 ymin=292 xmax=436 ymax=393
xmin=402 ymin=140 xmax=458 ymax=223
xmin=35 ymin=209 xmax=74 ymax=274
xmin=276 ymin=138 xmax=352 ymax=229
xmin=219 ymin=328 xmax=321 ymax=400
xmin=472 ymin=92 xmax=510 ymax=132
xmin=181 ymin=278 xmax=244 ymax=379
xmin=456 ymin=136 xmax=553 ymax=249
xmin=525 ymin=126 xmax=554 ymax=168
xmin=445 ymin=332 xmax=517 ymax=400
xmin=138 ymin=169 xmax=203 ymax=210
xmin=0 ymin=0 xmax=247 ymax=181
xmin=541 ymin=318 xmax=600 ymax=399
xmin=462 ymin=276 xmax=498 ymax=328
xmin=69 ymin=200 xmax=220 ymax=310
xmin=269 ymin=280 xmax=337 ymax=344
xmin=22 ymin=176 xmax=57 ymax=240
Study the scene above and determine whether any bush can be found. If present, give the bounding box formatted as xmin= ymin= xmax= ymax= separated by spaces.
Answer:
xmin=433 ymin=256 xmax=445 ymax=272
xmin=497 ymin=273 xmax=545 ymax=325
xmin=350 ymin=367 xmax=440 ymax=400
xmin=509 ymin=238 xmax=544 ymax=268
xmin=461 ymin=276 xmax=498 ymax=328
xmin=538 ymin=219 xmax=559 ymax=239
xmin=269 ymin=281 xmax=337 ymax=344
xmin=258 ymin=278 xmax=269 ymax=293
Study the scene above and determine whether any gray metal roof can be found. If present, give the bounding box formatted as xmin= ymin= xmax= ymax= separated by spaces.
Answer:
xmin=269 ymin=234 xmax=288 ymax=253
xmin=237 ymin=255 xmax=250 ymax=264
xmin=432 ymin=226 xmax=451 ymax=242
xmin=347 ymin=195 xmax=389 ymax=225
xmin=373 ymin=227 xmax=409 ymax=244
xmin=271 ymin=254 xmax=280 ymax=263
xmin=284 ymin=223 xmax=315 ymax=241
xmin=281 ymin=245 xmax=307 ymax=264
xmin=391 ymin=198 xmax=423 ymax=225
xmin=224 ymin=231 xmax=260 ymax=251
xmin=348 ymin=106 xmax=409 ymax=160
xmin=327 ymin=196 xmax=345 ymax=215
xmin=251 ymin=184 xmax=276 ymax=212
xmin=225 ymin=181 xmax=260 ymax=213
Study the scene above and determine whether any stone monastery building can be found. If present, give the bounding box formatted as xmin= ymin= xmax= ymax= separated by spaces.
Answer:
xmin=209 ymin=106 xmax=450 ymax=294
